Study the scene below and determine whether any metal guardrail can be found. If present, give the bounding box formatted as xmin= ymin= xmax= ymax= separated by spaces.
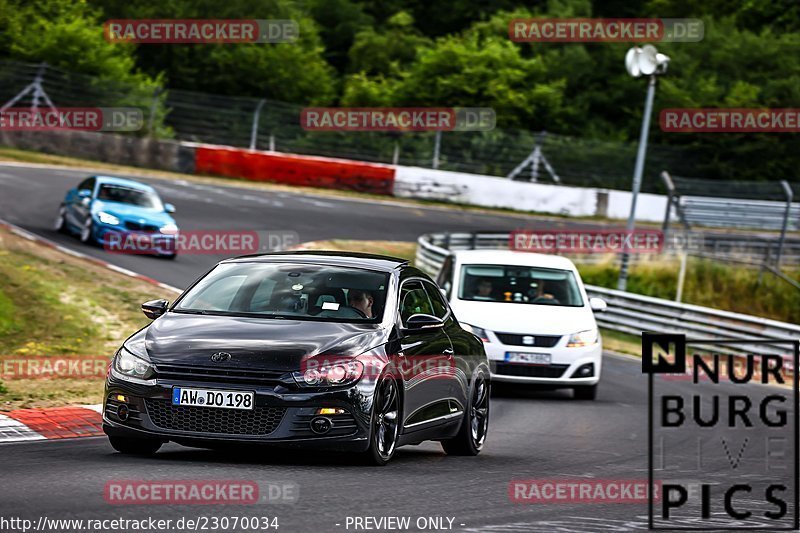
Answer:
xmin=416 ymin=232 xmax=800 ymax=364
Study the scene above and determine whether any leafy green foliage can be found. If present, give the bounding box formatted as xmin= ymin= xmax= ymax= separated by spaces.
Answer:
xmin=0 ymin=0 xmax=798 ymax=180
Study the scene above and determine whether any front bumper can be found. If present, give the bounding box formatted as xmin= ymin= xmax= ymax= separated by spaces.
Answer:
xmin=103 ymin=373 xmax=373 ymax=452
xmin=95 ymin=225 xmax=177 ymax=256
xmin=483 ymin=336 xmax=602 ymax=386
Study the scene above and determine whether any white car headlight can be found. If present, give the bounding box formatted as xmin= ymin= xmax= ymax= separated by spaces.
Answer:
xmin=566 ymin=329 xmax=598 ymax=348
xmin=112 ymin=346 xmax=155 ymax=383
xmin=97 ymin=211 xmax=120 ymax=225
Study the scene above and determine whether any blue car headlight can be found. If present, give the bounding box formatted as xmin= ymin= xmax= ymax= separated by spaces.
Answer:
xmin=96 ymin=211 xmax=120 ymax=226
xmin=160 ymin=223 xmax=178 ymax=235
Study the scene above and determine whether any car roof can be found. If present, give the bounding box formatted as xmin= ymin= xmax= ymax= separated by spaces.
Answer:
xmin=450 ymin=249 xmax=578 ymax=271
xmin=93 ymin=175 xmax=155 ymax=191
xmin=224 ymin=251 xmax=409 ymax=272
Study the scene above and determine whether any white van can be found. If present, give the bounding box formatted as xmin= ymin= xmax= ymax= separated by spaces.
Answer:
xmin=436 ymin=250 xmax=606 ymax=400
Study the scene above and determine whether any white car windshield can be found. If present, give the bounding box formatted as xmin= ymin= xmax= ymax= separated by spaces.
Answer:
xmin=458 ymin=264 xmax=584 ymax=307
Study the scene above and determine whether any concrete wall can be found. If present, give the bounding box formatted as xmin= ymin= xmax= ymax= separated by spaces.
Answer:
xmin=0 ymin=130 xmax=195 ymax=174
xmin=394 ymin=166 xmax=669 ymax=222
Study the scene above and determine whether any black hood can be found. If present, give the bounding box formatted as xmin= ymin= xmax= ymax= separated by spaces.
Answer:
xmin=141 ymin=312 xmax=390 ymax=372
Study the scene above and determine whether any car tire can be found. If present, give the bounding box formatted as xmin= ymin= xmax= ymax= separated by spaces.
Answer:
xmin=54 ymin=206 xmax=68 ymax=233
xmin=573 ymin=384 xmax=598 ymax=400
xmin=79 ymin=219 xmax=94 ymax=245
xmin=108 ymin=436 xmax=163 ymax=456
xmin=442 ymin=373 xmax=489 ymax=456
xmin=362 ymin=376 xmax=401 ymax=466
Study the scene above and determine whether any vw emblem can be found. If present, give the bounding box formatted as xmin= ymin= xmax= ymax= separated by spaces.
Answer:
xmin=210 ymin=352 xmax=231 ymax=362
xmin=522 ymin=336 xmax=535 ymax=345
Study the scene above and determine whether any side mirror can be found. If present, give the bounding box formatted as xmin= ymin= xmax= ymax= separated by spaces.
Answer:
xmin=142 ymin=299 xmax=169 ymax=320
xmin=403 ymin=313 xmax=444 ymax=331
xmin=589 ymin=297 xmax=607 ymax=313
xmin=80 ymin=196 xmax=91 ymax=208
xmin=164 ymin=203 xmax=176 ymax=214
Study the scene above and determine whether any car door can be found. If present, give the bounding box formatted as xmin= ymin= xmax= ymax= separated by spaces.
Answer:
xmin=67 ymin=176 xmax=95 ymax=228
xmin=422 ymin=280 xmax=470 ymax=414
xmin=396 ymin=279 xmax=456 ymax=432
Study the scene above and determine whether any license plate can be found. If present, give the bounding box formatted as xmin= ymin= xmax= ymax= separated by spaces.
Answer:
xmin=172 ymin=387 xmax=254 ymax=410
xmin=505 ymin=352 xmax=551 ymax=365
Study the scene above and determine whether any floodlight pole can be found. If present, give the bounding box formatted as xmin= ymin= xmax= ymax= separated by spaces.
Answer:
xmin=617 ymin=74 xmax=657 ymax=291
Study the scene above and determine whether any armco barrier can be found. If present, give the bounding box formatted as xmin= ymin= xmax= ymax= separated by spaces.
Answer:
xmin=416 ymin=232 xmax=800 ymax=365
xmin=193 ymin=145 xmax=395 ymax=195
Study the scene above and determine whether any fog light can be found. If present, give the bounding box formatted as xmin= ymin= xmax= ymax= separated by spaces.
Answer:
xmin=115 ymin=394 xmax=127 ymax=403
xmin=117 ymin=404 xmax=130 ymax=422
xmin=317 ymin=407 xmax=345 ymax=415
xmin=571 ymin=363 xmax=595 ymax=378
xmin=310 ymin=416 xmax=332 ymax=434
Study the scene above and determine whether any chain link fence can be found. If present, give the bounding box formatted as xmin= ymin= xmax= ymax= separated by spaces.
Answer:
xmin=0 ymin=59 xmax=704 ymax=193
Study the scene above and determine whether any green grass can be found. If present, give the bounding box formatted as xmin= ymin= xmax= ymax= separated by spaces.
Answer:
xmin=578 ymin=256 xmax=800 ymax=323
xmin=0 ymin=229 xmax=173 ymax=409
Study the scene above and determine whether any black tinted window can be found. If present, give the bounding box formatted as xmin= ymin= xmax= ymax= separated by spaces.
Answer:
xmin=423 ymin=281 xmax=449 ymax=319
xmin=78 ymin=177 xmax=95 ymax=192
xmin=399 ymin=280 xmax=434 ymax=323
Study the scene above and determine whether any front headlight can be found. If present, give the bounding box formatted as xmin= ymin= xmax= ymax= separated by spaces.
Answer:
xmin=566 ymin=329 xmax=598 ymax=348
xmin=293 ymin=360 xmax=364 ymax=388
xmin=112 ymin=346 xmax=155 ymax=383
xmin=462 ymin=323 xmax=490 ymax=343
xmin=160 ymin=223 xmax=178 ymax=235
xmin=96 ymin=211 xmax=120 ymax=225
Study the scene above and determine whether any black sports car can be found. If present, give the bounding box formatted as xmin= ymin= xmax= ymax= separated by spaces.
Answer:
xmin=103 ymin=251 xmax=490 ymax=465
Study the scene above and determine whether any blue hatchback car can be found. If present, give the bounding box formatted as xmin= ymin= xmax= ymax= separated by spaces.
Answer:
xmin=55 ymin=176 xmax=179 ymax=258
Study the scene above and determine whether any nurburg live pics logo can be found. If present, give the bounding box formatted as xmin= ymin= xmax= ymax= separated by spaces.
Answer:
xmin=642 ymin=332 xmax=799 ymax=530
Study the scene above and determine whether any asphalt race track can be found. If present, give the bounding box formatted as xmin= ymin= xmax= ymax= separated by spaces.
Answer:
xmin=0 ymin=162 xmax=587 ymax=289
xmin=0 ymin=163 xmax=796 ymax=532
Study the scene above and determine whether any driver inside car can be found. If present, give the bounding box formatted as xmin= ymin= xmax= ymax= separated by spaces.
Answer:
xmin=347 ymin=289 xmax=374 ymax=318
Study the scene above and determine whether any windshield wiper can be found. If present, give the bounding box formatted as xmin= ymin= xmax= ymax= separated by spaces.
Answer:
xmin=172 ymin=309 xmax=211 ymax=315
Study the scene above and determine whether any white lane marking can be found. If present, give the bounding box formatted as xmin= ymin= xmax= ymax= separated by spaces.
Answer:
xmin=0 ymin=414 xmax=46 ymax=443
xmin=106 ymin=264 xmax=140 ymax=277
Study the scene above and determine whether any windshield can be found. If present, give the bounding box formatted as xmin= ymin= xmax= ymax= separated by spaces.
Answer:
xmin=458 ymin=264 xmax=584 ymax=307
xmin=174 ymin=262 xmax=389 ymax=322
xmin=96 ymin=184 xmax=162 ymax=209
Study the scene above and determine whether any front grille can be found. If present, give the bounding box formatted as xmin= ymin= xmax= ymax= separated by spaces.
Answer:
xmin=154 ymin=364 xmax=284 ymax=386
xmin=124 ymin=221 xmax=160 ymax=232
xmin=495 ymin=333 xmax=561 ymax=347
xmin=494 ymin=363 xmax=569 ymax=378
xmin=145 ymin=399 xmax=285 ymax=436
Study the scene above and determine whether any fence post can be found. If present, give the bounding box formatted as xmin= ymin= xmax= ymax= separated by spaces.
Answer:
xmin=675 ymin=252 xmax=687 ymax=302
xmin=392 ymin=141 xmax=400 ymax=165
xmin=661 ymin=171 xmax=675 ymax=236
xmin=432 ymin=131 xmax=442 ymax=169
xmin=776 ymin=180 xmax=793 ymax=268
xmin=250 ymin=99 xmax=266 ymax=151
